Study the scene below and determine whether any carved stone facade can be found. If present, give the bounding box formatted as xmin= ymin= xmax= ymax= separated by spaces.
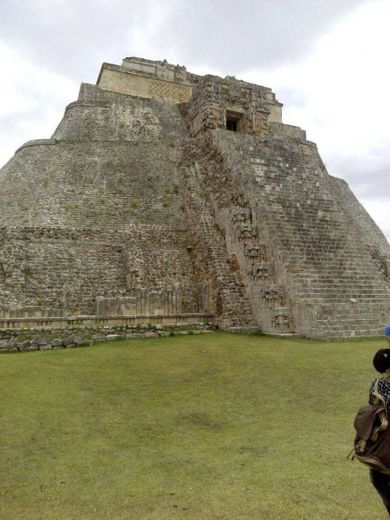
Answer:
xmin=185 ymin=74 xmax=282 ymax=137
xmin=0 ymin=57 xmax=389 ymax=341
xmin=97 ymin=57 xmax=282 ymax=134
xmin=97 ymin=57 xmax=200 ymax=103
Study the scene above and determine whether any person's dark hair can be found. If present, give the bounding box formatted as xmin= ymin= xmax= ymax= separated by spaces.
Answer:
xmin=373 ymin=349 xmax=390 ymax=373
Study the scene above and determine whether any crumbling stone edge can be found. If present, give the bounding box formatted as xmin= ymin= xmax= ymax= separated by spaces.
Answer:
xmin=0 ymin=323 xmax=217 ymax=353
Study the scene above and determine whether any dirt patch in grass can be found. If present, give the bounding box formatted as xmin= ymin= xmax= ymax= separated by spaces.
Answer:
xmin=176 ymin=412 xmax=227 ymax=430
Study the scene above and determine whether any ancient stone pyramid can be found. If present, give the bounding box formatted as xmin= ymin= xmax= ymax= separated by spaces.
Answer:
xmin=0 ymin=57 xmax=389 ymax=338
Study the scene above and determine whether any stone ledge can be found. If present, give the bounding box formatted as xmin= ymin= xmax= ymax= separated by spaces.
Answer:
xmin=0 ymin=318 xmax=216 ymax=352
xmin=222 ymin=326 xmax=262 ymax=334
xmin=15 ymin=139 xmax=58 ymax=154
xmin=0 ymin=313 xmax=214 ymax=330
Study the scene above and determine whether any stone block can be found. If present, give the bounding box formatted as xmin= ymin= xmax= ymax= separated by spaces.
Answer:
xmin=144 ymin=332 xmax=159 ymax=338
xmin=105 ymin=334 xmax=122 ymax=341
xmin=0 ymin=339 xmax=9 ymax=350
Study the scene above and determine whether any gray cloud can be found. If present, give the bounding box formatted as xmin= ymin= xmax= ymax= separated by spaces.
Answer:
xmin=152 ymin=0 xmax=366 ymax=72
xmin=0 ymin=0 xmax=155 ymax=80
xmin=1 ymin=0 xmax=365 ymax=81
xmin=275 ymin=88 xmax=307 ymax=109
xmin=326 ymin=149 xmax=390 ymax=200
xmin=324 ymin=154 xmax=390 ymax=240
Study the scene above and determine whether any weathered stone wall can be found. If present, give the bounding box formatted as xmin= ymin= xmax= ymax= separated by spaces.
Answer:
xmin=53 ymin=84 xmax=188 ymax=142
xmin=0 ymin=314 xmax=214 ymax=352
xmin=0 ymin=141 xmax=187 ymax=230
xmin=0 ymin=75 xmax=235 ymax=326
xmin=0 ymin=227 xmax=203 ymax=316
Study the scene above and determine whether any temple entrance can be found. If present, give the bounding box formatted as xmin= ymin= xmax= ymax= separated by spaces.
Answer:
xmin=226 ymin=110 xmax=244 ymax=132
xmin=226 ymin=118 xmax=238 ymax=131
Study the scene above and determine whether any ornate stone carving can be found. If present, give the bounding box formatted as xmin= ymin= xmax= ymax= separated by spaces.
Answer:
xmin=260 ymin=285 xmax=285 ymax=307
xmin=149 ymin=80 xmax=189 ymax=102
xmin=156 ymin=60 xmax=172 ymax=80
xmin=126 ymin=269 xmax=140 ymax=290
xmin=231 ymin=207 xmax=250 ymax=224
xmin=251 ymin=260 xmax=269 ymax=279
xmin=237 ymin=223 xmax=257 ymax=239
xmin=174 ymin=65 xmax=187 ymax=82
xmin=271 ymin=308 xmax=293 ymax=330
xmin=245 ymin=243 xmax=266 ymax=259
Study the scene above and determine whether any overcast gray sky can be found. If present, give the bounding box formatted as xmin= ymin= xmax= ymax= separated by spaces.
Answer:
xmin=0 ymin=0 xmax=388 ymax=239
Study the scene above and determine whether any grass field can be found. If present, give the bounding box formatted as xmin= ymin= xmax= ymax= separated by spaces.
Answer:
xmin=0 ymin=332 xmax=388 ymax=519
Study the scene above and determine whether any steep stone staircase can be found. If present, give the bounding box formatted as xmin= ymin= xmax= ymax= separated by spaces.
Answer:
xmin=210 ymin=129 xmax=390 ymax=338
xmin=183 ymin=138 xmax=294 ymax=334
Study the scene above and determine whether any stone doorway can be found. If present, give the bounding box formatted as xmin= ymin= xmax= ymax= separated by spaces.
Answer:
xmin=226 ymin=110 xmax=245 ymax=132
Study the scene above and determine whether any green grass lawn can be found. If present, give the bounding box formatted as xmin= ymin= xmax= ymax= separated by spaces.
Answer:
xmin=0 ymin=332 xmax=388 ymax=519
